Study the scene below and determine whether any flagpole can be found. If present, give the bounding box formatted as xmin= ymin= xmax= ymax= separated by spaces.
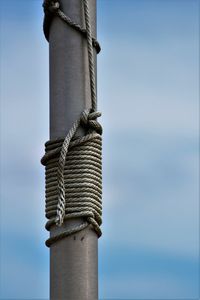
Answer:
xmin=47 ymin=1 xmax=98 ymax=299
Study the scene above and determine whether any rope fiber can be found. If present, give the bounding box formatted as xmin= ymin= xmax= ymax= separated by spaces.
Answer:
xmin=42 ymin=0 xmax=102 ymax=247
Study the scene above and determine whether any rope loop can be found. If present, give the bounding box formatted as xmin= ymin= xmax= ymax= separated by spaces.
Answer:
xmin=80 ymin=110 xmax=102 ymax=135
xmin=43 ymin=0 xmax=101 ymax=53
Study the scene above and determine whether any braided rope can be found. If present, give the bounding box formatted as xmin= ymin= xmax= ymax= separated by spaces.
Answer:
xmin=42 ymin=0 xmax=102 ymax=247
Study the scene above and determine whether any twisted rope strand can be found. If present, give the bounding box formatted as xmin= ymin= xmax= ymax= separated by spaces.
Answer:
xmin=56 ymin=117 xmax=81 ymax=226
xmin=83 ymin=0 xmax=97 ymax=110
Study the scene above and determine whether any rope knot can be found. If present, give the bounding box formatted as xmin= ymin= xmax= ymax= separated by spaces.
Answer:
xmin=80 ymin=110 xmax=102 ymax=135
xmin=80 ymin=109 xmax=90 ymax=126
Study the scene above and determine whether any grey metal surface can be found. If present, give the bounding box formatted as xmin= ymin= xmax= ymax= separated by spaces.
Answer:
xmin=49 ymin=0 xmax=98 ymax=299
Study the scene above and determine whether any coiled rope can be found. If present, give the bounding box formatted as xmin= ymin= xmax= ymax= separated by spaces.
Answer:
xmin=41 ymin=0 xmax=102 ymax=247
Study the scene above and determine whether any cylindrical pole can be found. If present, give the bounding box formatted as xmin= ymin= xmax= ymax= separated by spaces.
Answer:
xmin=48 ymin=1 xmax=98 ymax=299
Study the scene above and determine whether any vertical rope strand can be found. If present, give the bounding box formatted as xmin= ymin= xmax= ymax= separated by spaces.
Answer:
xmin=83 ymin=0 xmax=97 ymax=111
xmin=55 ymin=118 xmax=81 ymax=226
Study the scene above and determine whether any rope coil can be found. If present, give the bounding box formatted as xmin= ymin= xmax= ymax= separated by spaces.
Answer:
xmin=42 ymin=0 xmax=102 ymax=247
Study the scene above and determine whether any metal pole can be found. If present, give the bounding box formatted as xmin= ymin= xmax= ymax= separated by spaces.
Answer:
xmin=48 ymin=1 xmax=98 ymax=299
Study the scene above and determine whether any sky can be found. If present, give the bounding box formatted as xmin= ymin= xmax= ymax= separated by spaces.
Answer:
xmin=0 ymin=0 xmax=199 ymax=299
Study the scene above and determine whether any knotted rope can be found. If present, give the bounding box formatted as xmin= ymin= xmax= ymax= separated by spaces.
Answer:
xmin=41 ymin=0 xmax=102 ymax=247
xmin=43 ymin=0 xmax=101 ymax=53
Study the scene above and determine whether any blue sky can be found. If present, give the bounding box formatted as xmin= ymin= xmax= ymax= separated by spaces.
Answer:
xmin=0 ymin=0 xmax=199 ymax=299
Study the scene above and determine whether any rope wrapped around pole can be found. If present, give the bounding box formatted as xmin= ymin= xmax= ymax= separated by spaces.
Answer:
xmin=42 ymin=0 xmax=101 ymax=53
xmin=41 ymin=0 xmax=103 ymax=247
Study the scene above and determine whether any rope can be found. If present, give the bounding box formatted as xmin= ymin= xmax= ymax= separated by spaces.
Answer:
xmin=83 ymin=0 xmax=97 ymax=110
xmin=42 ymin=0 xmax=102 ymax=247
xmin=43 ymin=0 xmax=101 ymax=53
